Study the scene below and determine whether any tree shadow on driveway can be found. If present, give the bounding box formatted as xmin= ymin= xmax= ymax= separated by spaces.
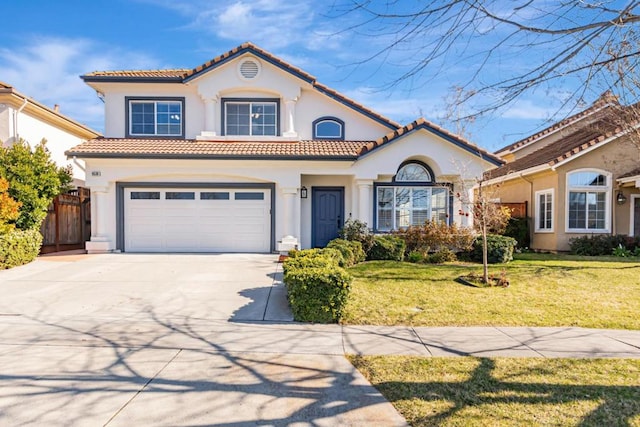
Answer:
xmin=0 ymin=308 xmax=404 ymax=426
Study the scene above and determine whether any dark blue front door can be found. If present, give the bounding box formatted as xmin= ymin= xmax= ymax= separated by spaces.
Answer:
xmin=312 ymin=187 xmax=344 ymax=248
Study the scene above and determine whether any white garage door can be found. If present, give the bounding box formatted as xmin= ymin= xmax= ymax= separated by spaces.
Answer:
xmin=124 ymin=188 xmax=271 ymax=253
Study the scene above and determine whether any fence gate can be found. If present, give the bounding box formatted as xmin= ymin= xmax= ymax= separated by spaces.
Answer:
xmin=40 ymin=187 xmax=91 ymax=254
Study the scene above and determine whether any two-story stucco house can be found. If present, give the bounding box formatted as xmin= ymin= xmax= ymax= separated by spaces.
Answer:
xmin=1 ymin=82 xmax=100 ymax=185
xmin=66 ymin=43 xmax=502 ymax=254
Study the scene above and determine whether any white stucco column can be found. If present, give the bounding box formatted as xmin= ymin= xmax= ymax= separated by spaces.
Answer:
xmin=278 ymin=187 xmax=299 ymax=252
xmin=204 ymin=98 xmax=217 ymax=135
xmin=458 ymin=182 xmax=475 ymax=228
xmin=283 ymin=98 xmax=297 ymax=137
xmin=356 ymin=179 xmax=374 ymax=227
xmin=85 ymin=186 xmax=111 ymax=254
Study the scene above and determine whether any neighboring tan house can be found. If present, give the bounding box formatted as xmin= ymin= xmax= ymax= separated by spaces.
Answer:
xmin=0 ymin=82 xmax=101 ymax=185
xmin=66 ymin=42 xmax=502 ymax=254
xmin=487 ymin=93 xmax=640 ymax=252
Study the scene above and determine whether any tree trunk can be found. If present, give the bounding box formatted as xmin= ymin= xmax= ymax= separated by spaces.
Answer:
xmin=482 ymin=221 xmax=489 ymax=284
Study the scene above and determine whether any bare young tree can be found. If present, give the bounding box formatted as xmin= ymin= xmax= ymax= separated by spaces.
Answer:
xmin=334 ymin=1 xmax=640 ymax=122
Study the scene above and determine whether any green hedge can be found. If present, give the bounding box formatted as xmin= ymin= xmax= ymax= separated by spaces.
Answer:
xmin=367 ymin=235 xmax=405 ymax=261
xmin=283 ymin=249 xmax=352 ymax=323
xmin=326 ymin=238 xmax=365 ymax=267
xmin=569 ymin=234 xmax=640 ymax=256
xmin=471 ymin=234 xmax=517 ymax=264
xmin=0 ymin=229 xmax=42 ymax=269
xmin=503 ymin=217 xmax=530 ymax=248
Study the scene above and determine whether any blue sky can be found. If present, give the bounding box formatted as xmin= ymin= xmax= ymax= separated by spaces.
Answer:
xmin=0 ymin=0 xmax=603 ymax=151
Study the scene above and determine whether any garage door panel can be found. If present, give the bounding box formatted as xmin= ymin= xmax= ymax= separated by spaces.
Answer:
xmin=124 ymin=187 xmax=270 ymax=253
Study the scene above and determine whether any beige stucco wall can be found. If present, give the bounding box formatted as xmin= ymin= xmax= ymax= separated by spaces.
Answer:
xmin=495 ymin=136 xmax=640 ymax=252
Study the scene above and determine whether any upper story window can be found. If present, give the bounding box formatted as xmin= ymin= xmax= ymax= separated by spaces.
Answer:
xmin=126 ymin=97 xmax=184 ymax=138
xmin=566 ymin=169 xmax=610 ymax=232
xmin=312 ymin=117 xmax=344 ymax=140
xmin=222 ymin=98 xmax=279 ymax=136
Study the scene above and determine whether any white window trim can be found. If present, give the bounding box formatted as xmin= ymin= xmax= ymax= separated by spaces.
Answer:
xmin=630 ymin=194 xmax=640 ymax=237
xmin=223 ymin=100 xmax=278 ymax=137
xmin=564 ymin=169 xmax=611 ymax=233
xmin=375 ymin=185 xmax=449 ymax=231
xmin=534 ymin=188 xmax=554 ymax=233
xmin=128 ymin=99 xmax=183 ymax=137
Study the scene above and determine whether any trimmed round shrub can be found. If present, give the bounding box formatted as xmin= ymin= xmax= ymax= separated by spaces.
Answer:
xmin=367 ymin=235 xmax=405 ymax=261
xmin=0 ymin=229 xmax=43 ymax=269
xmin=283 ymin=248 xmax=352 ymax=323
xmin=471 ymin=234 xmax=517 ymax=264
xmin=326 ymin=238 xmax=365 ymax=267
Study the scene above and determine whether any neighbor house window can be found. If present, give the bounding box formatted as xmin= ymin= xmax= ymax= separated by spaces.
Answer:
xmin=535 ymin=189 xmax=554 ymax=232
xmin=127 ymin=98 xmax=184 ymax=137
xmin=566 ymin=170 xmax=610 ymax=232
xmin=375 ymin=161 xmax=450 ymax=231
xmin=312 ymin=117 xmax=344 ymax=140
xmin=222 ymin=98 xmax=278 ymax=136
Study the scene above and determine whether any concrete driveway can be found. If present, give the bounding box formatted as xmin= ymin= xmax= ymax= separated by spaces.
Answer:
xmin=0 ymin=253 xmax=407 ymax=426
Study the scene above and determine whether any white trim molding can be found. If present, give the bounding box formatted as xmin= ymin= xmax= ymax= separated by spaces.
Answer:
xmin=564 ymin=168 xmax=612 ymax=234
xmin=534 ymin=188 xmax=554 ymax=233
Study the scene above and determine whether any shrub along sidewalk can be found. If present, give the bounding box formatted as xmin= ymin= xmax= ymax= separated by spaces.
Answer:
xmin=341 ymin=253 xmax=640 ymax=329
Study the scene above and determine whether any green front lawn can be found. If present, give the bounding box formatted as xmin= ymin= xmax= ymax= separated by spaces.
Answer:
xmin=349 ymin=356 xmax=640 ymax=427
xmin=342 ymin=253 xmax=640 ymax=329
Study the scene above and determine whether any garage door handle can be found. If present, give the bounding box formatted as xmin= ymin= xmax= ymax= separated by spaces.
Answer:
xmin=337 ymin=217 xmax=341 ymax=228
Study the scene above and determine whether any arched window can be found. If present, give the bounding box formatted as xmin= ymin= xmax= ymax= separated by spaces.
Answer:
xmin=566 ymin=169 xmax=611 ymax=232
xmin=312 ymin=117 xmax=344 ymax=140
xmin=395 ymin=162 xmax=432 ymax=182
xmin=376 ymin=161 xmax=448 ymax=231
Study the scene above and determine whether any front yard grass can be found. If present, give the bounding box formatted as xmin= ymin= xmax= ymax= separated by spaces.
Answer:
xmin=342 ymin=253 xmax=640 ymax=329
xmin=349 ymin=355 xmax=640 ymax=427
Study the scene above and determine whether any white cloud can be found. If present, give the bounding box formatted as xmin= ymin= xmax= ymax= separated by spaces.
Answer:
xmin=0 ymin=37 xmax=160 ymax=132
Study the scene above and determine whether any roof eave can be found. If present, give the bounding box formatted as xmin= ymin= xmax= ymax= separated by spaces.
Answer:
xmin=64 ymin=151 xmax=358 ymax=161
xmin=80 ymin=76 xmax=184 ymax=84
xmin=183 ymin=44 xmax=315 ymax=85
xmin=483 ymin=163 xmax=551 ymax=185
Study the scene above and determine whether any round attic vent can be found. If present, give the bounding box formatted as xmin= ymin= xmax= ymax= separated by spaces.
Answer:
xmin=239 ymin=59 xmax=260 ymax=79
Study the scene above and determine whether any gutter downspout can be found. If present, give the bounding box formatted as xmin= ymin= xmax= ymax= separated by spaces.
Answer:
xmin=517 ymin=173 xmax=534 ymax=248
xmin=72 ymin=156 xmax=86 ymax=172
xmin=12 ymin=97 xmax=28 ymax=143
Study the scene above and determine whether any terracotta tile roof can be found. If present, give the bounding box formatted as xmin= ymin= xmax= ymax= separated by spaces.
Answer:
xmin=360 ymin=118 xmax=504 ymax=166
xmin=82 ymin=69 xmax=190 ymax=79
xmin=65 ymin=138 xmax=370 ymax=159
xmin=494 ymin=91 xmax=620 ymax=155
xmin=185 ymin=42 xmax=316 ymax=83
xmin=80 ymin=42 xmax=401 ymax=129
xmin=486 ymin=115 xmax=626 ymax=180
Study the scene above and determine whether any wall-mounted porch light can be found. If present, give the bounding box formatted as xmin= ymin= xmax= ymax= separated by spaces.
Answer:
xmin=617 ymin=191 xmax=627 ymax=205
xmin=300 ymin=186 xmax=308 ymax=199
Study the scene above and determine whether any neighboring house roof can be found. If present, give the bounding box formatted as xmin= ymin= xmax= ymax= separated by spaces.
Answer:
xmin=81 ymin=42 xmax=401 ymax=130
xmin=65 ymin=138 xmax=371 ymax=160
xmin=0 ymin=81 xmax=100 ymax=140
xmin=486 ymin=109 xmax=630 ymax=180
xmin=494 ymin=91 xmax=620 ymax=156
xmin=361 ymin=118 xmax=504 ymax=166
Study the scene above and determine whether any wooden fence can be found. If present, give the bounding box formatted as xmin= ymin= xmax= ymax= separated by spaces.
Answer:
xmin=497 ymin=202 xmax=528 ymax=219
xmin=40 ymin=187 xmax=91 ymax=254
